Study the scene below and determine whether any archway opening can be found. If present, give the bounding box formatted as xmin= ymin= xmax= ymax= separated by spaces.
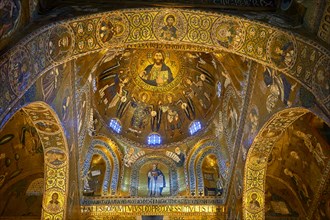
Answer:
xmin=0 ymin=109 xmax=44 ymax=218
xmin=244 ymin=108 xmax=330 ymax=219
xmin=83 ymin=154 xmax=106 ymax=197
xmin=0 ymin=102 xmax=69 ymax=219
xmin=202 ymin=154 xmax=222 ymax=196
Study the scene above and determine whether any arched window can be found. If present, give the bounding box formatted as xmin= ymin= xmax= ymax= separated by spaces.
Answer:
xmin=148 ymin=133 xmax=162 ymax=145
xmin=189 ymin=121 xmax=202 ymax=135
xmin=109 ymin=118 xmax=122 ymax=133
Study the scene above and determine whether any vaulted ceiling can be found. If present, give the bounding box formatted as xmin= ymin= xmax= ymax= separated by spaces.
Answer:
xmin=0 ymin=1 xmax=329 ymax=220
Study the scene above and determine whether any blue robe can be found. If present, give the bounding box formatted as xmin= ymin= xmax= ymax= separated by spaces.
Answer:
xmin=148 ymin=168 xmax=166 ymax=196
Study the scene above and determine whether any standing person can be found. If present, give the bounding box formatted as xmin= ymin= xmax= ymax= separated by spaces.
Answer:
xmin=148 ymin=164 xmax=166 ymax=196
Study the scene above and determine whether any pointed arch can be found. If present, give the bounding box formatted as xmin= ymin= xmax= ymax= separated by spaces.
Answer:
xmin=16 ymin=101 xmax=70 ymax=219
xmin=243 ymin=107 xmax=309 ymax=220
xmin=196 ymin=149 xmax=224 ymax=196
xmin=82 ymin=136 xmax=122 ymax=195
xmin=186 ymin=138 xmax=229 ymax=196
xmin=0 ymin=8 xmax=328 ymax=126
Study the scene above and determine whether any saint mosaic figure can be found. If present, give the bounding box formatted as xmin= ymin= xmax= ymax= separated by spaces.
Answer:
xmin=148 ymin=164 xmax=166 ymax=197
xmin=139 ymin=50 xmax=174 ymax=86
xmin=123 ymin=148 xmax=145 ymax=167
xmin=130 ymin=93 xmax=152 ymax=132
xmin=83 ymin=170 xmax=94 ymax=195
xmin=165 ymin=147 xmax=185 ymax=167
xmin=284 ymin=168 xmax=311 ymax=206
xmin=46 ymin=192 xmax=61 ymax=212
xmin=249 ymin=193 xmax=260 ymax=210
xmin=48 ymin=27 xmax=72 ymax=62
xmin=174 ymin=147 xmax=185 ymax=167
xmin=263 ymin=67 xmax=296 ymax=113
xmin=216 ymin=176 xmax=224 ymax=196
xmin=160 ymin=15 xmax=177 ymax=41
xmin=273 ymin=41 xmax=295 ymax=67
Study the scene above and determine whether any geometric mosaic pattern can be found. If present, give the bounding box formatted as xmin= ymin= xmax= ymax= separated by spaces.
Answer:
xmin=0 ymin=9 xmax=329 ymax=126
xmin=243 ymin=107 xmax=308 ymax=219
xmin=22 ymin=102 xmax=69 ymax=219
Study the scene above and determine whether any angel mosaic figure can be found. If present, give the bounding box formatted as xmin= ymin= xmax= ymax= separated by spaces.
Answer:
xmin=161 ymin=95 xmax=183 ymax=137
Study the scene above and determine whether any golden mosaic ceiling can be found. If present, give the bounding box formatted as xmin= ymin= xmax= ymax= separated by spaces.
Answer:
xmin=0 ymin=2 xmax=329 ymax=219
xmin=94 ymin=48 xmax=222 ymax=145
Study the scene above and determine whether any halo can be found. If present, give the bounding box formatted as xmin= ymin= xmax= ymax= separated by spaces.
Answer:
xmin=163 ymin=92 xmax=175 ymax=103
xmin=163 ymin=14 xmax=177 ymax=26
xmin=151 ymin=163 xmax=159 ymax=167
xmin=150 ymin=50 xmax=167 ymax=63
xmin=139 ymin=91 xmax=150 ymax=102
xmin=113 ymin=21 xmax=125 ymax=36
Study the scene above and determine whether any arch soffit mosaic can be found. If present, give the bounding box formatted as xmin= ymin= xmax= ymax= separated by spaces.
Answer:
xmin=87 ymin=135 xmax=122 ymax=159
xmin=196 ymin=149 xmax=224 ymax=196
xmin=87 ymin=149 xmax=112 ymax=196
xmin=82 ymin=136 xmax=122 ymax=194
xmin=243 ymin=107 xmax=310 ymax=220
xmin=20 ymin=101 xmax=70 ymax=220
xmin=0 ymin=8 xmax=329 ymax=124
xmin=187 ymin=138 xmax=229 ymax=172
xmin=186 ymin=138 xmax=229 ymax=197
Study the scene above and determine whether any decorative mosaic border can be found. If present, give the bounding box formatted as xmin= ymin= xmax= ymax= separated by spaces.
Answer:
xmin=81 ymin=196 xmax=224 ymax=205
xmin=222 ymin=84 xmax=242 ymax=153
xmin=196 ymin=148 xmax=224 ymax=195
xmin=243 ymin=107 xmax=308 ymax=219
xmin=76 ymin=83 xmax=91 ymax=150
xmin=81 ymin=137 xmax=122 ymax=197
xmin=22 ymin=102 xmax=70 ymax=219
xmin=186 ymin=139 xmax=229 ymax=196
xmin=82 ymin=148 xmax=111 ymax=195
xmin=91 ymin=139 xmax=120 ymax=194
xmin=0 ymin=8 xmax=329 ymax=126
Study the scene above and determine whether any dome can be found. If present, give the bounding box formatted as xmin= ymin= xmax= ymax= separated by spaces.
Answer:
xmin=94 ymin=48 xmax=222 ymax=146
